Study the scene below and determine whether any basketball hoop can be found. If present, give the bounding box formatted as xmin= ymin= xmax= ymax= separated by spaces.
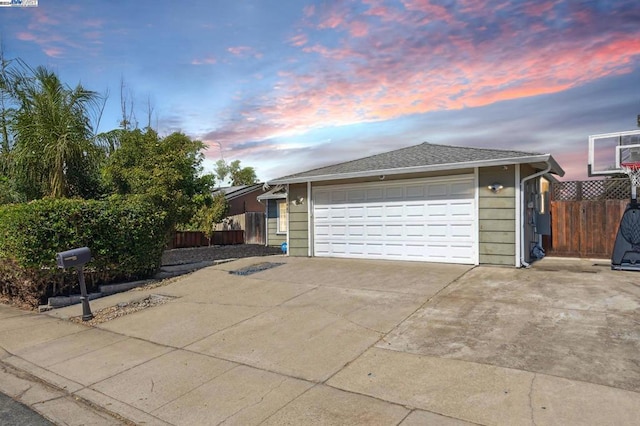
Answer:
xmin=620 ymin=162 xmax=640 ymax=187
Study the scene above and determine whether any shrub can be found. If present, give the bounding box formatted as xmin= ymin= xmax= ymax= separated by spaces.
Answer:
xmin=0 ymin=196 xmax=169 ymax=307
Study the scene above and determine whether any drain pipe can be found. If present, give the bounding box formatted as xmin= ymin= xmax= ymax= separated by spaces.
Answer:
xmin=519 ymin=162 xmax=552 ymax=268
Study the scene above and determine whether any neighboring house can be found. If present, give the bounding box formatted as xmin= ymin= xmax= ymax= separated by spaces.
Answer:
xmin=267 ymin=142 xmax=564 ymax=267
xmin=213 ymin=184 xmax=265 ymax=216
xmin=257 ymin=186 xmax=288 ymax=247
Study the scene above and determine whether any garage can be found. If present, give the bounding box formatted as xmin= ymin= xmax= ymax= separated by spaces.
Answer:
xmin=268 ymin=142 xmax=565 ymax=266
xmin=312 ymin=175 xmax=477 ymax=264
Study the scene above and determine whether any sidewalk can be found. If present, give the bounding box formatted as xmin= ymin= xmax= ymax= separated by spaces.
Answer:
xmin=0 ymin=256 xmax=638 ymax=425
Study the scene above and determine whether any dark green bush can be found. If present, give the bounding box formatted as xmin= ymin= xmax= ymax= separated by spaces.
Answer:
xmin=0 ymin=196 xmax=169 ymax=307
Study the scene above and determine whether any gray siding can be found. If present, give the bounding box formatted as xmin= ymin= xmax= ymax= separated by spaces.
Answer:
xmin=266 ymin=200 xmax=287 ymax=247
xmin=288 ymin=183 xmax=308 ymax=257
xmin=267 ymin=217 xmax=286 ymax=247
xmin=478 ymin=166 xmax=516 ymax=266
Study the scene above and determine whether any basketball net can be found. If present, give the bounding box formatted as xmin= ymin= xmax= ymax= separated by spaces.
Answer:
xmin=620 ymin=162 xmax=640 ymax=200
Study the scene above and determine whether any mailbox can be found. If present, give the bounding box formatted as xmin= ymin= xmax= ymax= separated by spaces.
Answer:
xmin=56 ymin=247 xmax=92 ymax=269
xmin=55 ymin=247 xmax=93 ymax=321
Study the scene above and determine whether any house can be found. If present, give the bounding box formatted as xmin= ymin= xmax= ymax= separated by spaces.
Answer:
xmin=257 ymin=186 xmax=288 ymax=248
xmin=267 ymin=142 xmax=564 ymax=267
xmin=212 ymin=184 xmax=266 ymax=216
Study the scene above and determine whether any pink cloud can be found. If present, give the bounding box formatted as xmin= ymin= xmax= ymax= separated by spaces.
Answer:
xmin=83 ymin=19 xmax=103 ymax=28
xmin=289 ymin=33 xmax=308 ymax=47
xmin=191 ymin=56 xmax=217 ymax=65
xmin=349 ymin=21 xmax=369 ymax=37
xmin=401 ymin=0 xmax=455 ymax=24
xmin=303 ymin=4 xmax=315 ymax=18
xmin=16 ymin=32 xmax=37 ymax=41
xmin=318 ymin=13 xmax=343 ymax=29
xmin=228 ymin=46 xmax=262 ymax=58
xmin=524 ymin=1 xmax=556 ymax=16
xmin=44 ymin=47 xmax=63 ymax=58
xmin=204 ymin=0 xmax=640 ymax=159
xmin=34 ymin=9 xmax=59 ymax=25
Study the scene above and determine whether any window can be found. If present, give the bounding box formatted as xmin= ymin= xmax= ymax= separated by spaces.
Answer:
xmin=277 ymin=200 xmax=288 ymax=233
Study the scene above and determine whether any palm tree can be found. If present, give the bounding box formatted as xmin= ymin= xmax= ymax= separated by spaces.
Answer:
xmin=11 ymin=64 xmax=103 ymax=199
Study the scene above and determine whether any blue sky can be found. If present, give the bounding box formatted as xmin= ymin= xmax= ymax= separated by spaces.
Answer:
xmin=1 ymin=0 xmax=639 ymax=181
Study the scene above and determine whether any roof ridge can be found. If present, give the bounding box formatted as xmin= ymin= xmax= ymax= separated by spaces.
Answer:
xmin=419 ymin=141 xmax=542 ymax=156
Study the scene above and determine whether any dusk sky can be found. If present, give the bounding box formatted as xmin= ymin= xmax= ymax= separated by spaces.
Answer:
xmin=1 ymin=0 xmax=639 ymax=181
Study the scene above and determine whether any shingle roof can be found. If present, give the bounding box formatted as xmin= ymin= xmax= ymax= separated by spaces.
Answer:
xmin=270 ymin=142 xmax=563 ymax=184
xmin=212 ymin=183 xmax=264 ymax=199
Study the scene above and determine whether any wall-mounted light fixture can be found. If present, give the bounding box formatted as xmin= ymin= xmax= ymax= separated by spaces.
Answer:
xmin=487 ymin=183 xmax=504 ymax=193
xmin=291 ymin=196 xmax=305 ymax=205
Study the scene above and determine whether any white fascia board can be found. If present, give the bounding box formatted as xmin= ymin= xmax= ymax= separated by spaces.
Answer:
xmin=257 ymin=193 xmax=286 ymax=201
xmin=270 ymin=154 xmax=563 ymax=185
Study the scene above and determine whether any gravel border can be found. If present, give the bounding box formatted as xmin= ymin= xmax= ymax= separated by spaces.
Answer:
xmin=161 ymin=244 xmax=282 ymax=266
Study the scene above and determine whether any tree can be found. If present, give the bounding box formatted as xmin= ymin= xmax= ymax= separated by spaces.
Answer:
xmin=191 ymin=192 xmax=229 ymax=244
xmin=0 ymin=46 xmax=19 ymax=204
xmin=10 ymin=64 xmax=104 ymax=199
xmin=214 ymin=159 xmax=257 ymax=186
xmin=102 ymin=128 xmax=215 ymax=227
xmin=214 ymin=159 xmax=228 ymax=186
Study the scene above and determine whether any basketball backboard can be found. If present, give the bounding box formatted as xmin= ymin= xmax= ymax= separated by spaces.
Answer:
xmin=588 ymin=130 xmax=640 ymax=176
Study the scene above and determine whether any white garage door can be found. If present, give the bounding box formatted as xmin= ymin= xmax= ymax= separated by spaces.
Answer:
xmin=313 ymin=176 xmax=477 ymax=264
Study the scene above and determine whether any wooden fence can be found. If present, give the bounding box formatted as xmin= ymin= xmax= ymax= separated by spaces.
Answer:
xmin=168 ymin=230 xmax=245 ymax=249
xmin=214 ymin=212 xmax=265 ymax=245
xmin=549 ymin=200 xmax=627 ymax=258
xmin=549 ymin=179 xmax=629 ymax=258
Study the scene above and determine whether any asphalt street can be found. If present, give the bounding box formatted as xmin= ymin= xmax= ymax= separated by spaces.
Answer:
xmin=0 ymin=391 xmax=52 ymax=425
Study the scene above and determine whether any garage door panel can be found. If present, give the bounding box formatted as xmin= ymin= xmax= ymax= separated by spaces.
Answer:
xmin=385 ymin=205 xmax=404 ymax=217
xmin=315 ymin=224 xmax=330 ymax=237
xmin=348 ymin=207 xmax=364 ymax=218
xmin=450 ymin=202 xmax=474 ymax=217
xmin=366 ymin=188 xmax=384 ymax=201
xmin=451 ymin=223 xmax=474 ymax=238
xmin=348 ymin=189 xmax=365 ymax=202
xmin=426 ymin=223 xmax=447 ymax=238
xmin=406 ymin=185 xmax=425 ymax=198
xmin=348 ymin=225 xmax=364 ymax=237
xmin=451 ymin=181 xmax=475 ymax=196
xmin=331 ymin=191 xmax=347 ymax=202
xmin=386 ymin=187 xmax=404 ymax=200
xmin=427 ymin=183 xmax=448 ymax=197
xmin=313 ymin=176 xmax=477 ymax=264
xmin=426 ymin=203 xmax=448 ymax=217
xmin=406 ymin=204 xmax=425 ymax=217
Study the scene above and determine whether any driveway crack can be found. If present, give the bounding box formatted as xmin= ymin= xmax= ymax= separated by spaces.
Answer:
xmin=528 ymin=373 xmax=537 ymax=426
xmin=218 ymin=376 xmax=287 ymax=425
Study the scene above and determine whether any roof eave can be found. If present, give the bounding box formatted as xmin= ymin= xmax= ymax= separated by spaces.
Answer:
xmin=270 ymin=154 xmax=564 ymax=185
xmin=257 ymin=193 xmax=287 ymax=200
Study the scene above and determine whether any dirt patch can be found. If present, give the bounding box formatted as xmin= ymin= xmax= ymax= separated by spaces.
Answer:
xmin=162 ymin=244 xmax=282 ymax=266
xmin=229 ymin=262 xmax=284 ymax=276
xmin=69 ymin=294 xmax=176 ymax=326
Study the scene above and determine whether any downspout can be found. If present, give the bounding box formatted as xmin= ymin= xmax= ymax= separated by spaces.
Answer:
xmin=286 ymin=184 xmax=290 ymax=256
xmin=307 ymin=181 xmax=312 ymax=257
xmin=261 ymin=199 xmax=268 ymax=247
xmin=519 ymin=161 xmax=552 ymax=268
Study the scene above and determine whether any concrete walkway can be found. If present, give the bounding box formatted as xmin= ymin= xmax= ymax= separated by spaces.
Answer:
xmin=0 ymin=256 xmax=638 ymax=425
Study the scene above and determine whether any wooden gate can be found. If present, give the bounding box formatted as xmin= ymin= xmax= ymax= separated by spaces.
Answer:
xmin=214 ymin=212 xmax=265 ymax=245
xmin=549 ymin=179 xmax=629 ymax=258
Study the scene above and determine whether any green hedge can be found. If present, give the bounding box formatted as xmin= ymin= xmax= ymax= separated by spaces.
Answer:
xmin=0 ymin=196 xmax=169 ymax=307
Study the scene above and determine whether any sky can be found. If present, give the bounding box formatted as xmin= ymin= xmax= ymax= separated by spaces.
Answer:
xmin=1 ymin=0 xmax=639 ymax=181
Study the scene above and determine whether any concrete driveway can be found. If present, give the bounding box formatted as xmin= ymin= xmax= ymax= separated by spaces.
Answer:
xmin=1 ymin=256 xmax=639 ymax=425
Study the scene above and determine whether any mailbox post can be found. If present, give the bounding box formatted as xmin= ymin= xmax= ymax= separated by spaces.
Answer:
xmin=56 ymin=247 xmax=93 ymax=321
